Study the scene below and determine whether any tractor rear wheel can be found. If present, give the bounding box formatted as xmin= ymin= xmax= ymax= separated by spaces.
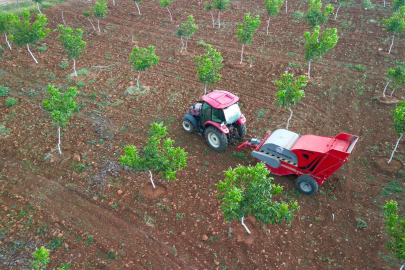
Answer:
xmin=205 ymin=126 xmax=228 ymax=152
xmin=181 ymin=118 xmax=195 ymax=133
xmin=296 ymin=175 xmax=318 ymax=195
xmin=237 ymin=124 xmax=247 ymax=138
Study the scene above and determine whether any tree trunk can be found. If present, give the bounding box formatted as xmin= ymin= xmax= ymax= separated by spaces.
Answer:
xmin=218 ymin=10 xmax=221 ymax=28
xmin=113 ymin=0 xmax=115 ymax=6
xmin=308 ymin=61 xmax=311 ymax=79
xmin=388 ymin=34 xmax=395 ymax=54
xmin=37 ymin=2 xmax=42 ymax=15
xmin=240 ymin=44 xmax=244 ymax=65
xmin=335 ymin=3 xmax=341 ymax=19
xmin=167 ymin=7 xmax=172 ymax=20
xmin=97 ymin=19 xmax=101 ymax=32
xmin=388 ymin=133 xmax=403 ymax=164
xmin=210 ymin=11 xmax=214 ymax=27
xmin=241 ymin=216 xmax=251 ymax=234
xmin=286 ymin=107 xmax=293 ymax=130
xmin=390 ymin=87 xmax=396 ymax=97
xmin=204 ymin=83 xmax=207 ymax=95
xmin=132 ymin=31 xmax=134 ymax=42
xmin=149 ymin=170 xmax=156 ymax=189
xmin=400 ymin=263 xmax=405 ymax=270
xmin=267 ymin=17 xmax=270 ymax=35
xmin=382 ymin=81 xmax=390 ymax=98
xmin=88 ymin=19 xmax=96 ymax=31
xmin=26 ymin=44 xmax=38 ymax=64
xmin=384 ymin=0 xmax=386 ymax=7
xmin=137 ymin=72 xmax=141 ymax=89
xmin=135 ymin=1 xmax=140 ymax=15
xmin=62 ymin=11 xmax=66 ymax=25
xmin=285 ymin=0 xmax=287 ymax=13
xmin=58 ymin=126 xmax=62 ymax=155
xmin=73 ymin=58 xmax=77 ymax=77
xmin=4 ymin=33 xmax=11 ymax=50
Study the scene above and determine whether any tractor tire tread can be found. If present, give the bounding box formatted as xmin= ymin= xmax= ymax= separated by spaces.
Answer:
xmin=205 ymin=126 xmax=228 ymax=152
xmin=296 ymin=175 xmax=318 ymax=195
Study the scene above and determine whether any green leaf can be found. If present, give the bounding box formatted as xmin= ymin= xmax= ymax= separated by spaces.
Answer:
xmin=237 ymin=13 xmax=261 ymax=45
xmin=90 ymin=0 xmax=108 ymax=19
xmin=305 ymin=0 xmax=334 ymax=29
xmin=382 ymin=6 xmax=405 ymax=35
xmin=194 ymin=44 xmax=223 ymax=87
xmin=304 ymin=26 xmax=338 ymax=62
xmin=265 ymin=0 xmax=284 ymax=17
xmin=213 ymin=0 xmax=229 ymax=11
xmin=58 ymin=25 xmax=87 ymax=60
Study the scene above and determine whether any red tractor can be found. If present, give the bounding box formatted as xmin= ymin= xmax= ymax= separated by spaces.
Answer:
xmin=181 ymin=90 xmax=246 ymax=152
xmin=238 ymin=129 xmax=359 ymax=195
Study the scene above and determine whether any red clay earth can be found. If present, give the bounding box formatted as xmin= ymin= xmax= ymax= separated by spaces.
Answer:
xmin=1 ymin=0 xmax=405 ymax=269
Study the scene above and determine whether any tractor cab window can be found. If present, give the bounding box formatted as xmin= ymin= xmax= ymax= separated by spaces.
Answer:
xmin=201 ymin=102 xmax=212 ymax=125
xmin=212 ymin=108 xmax=225 ymax=123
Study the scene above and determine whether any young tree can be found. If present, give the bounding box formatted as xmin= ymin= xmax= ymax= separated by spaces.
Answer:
xmin=30 ymin=246 xmax=50 ymax=270
xmin=213 ymin=0 xmax=229 ymax=28
xmin=237 ymin=13 xmax=261 ymax=65
xmin=177 ymin=15 xmax=198 ymax=53
xmin=119 ymin=123 xmax=187 ymax=189
xmin=275 ymin=73 xmax=307 ymax=130
xmin=383 ymin=200 xmax=405 ymax=269
xmin=32 ymin=0 xmax=44 ymax=15
xmin=382 ymin=64 xmax=405 ymax=98
xmin=393 ymin=0 xmax=405 ymax=11
xmin=9 ymin=9 xmax=50 ymax=64
xmin=90 ymin=0 xmax=108 ymax=32
xmin=335 ymin=0 xmax=353 ymax=19
xmin=204 ymin=1 xmax=215 ymax=27
xmin=0 ymin=10 xmax=17 ymax=50
xmin=83 ymin=12 xmax=96 ymax=31
xmin=216 ymin=163 xmax=300 ymax=234
xmin=388 ymin=101 xmax=405 ymax=164
xmin=131 ymin=0 xmax=143 ymax=15
xmin=160 ymin=0 xmax=173 ymax=21
xmin=304 ymin=26 xmax=338 ymax=79
xmin=382 ymin=7 xmax=405 ymax=54
xmin=58 ymin=25 xmax=87 ymax=77
xmin=264 ymin=0 xmax=284 ymax=35
xmin=129 ymin=46 xmax=159 ymax=89
xmin=42 ymin=85 xmax=78 ymax=156
xmin=195 ymin=44 xmax=223 ymax=94
xmin=305 ymin=0 xmax=334 ymax=29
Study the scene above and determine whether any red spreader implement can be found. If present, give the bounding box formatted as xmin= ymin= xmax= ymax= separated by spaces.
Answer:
xmin=181 ymin=90 xmax=247 ymax=152
xmin=238 ymin=129 xmax=359 ymax=195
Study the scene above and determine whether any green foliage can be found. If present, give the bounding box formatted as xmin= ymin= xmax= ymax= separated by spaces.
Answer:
xmin=37 ymin=45 xmax=48 ymax=52
xmin=216 ymin=163 xmax=299 ymax=225
xmin=9 ymin=9 xmax=50 ymax=47
xmin=42 ymin=85 xmax=78 ymax=128
xmin=59 ymin=58 xmax=69 ymax=69
xmin=393 ymin=0 xmax=405 ymax=11
xmin=6 ymin=97 xmax=18 ymax=107
xmin=305 ymin=0 xmax=334 ymax=29
xmin=194 ymin=45 xmax=223 ymax=88
xmin=304 ymin=26 xmax=339 ymax=62
xmin=30 ymin=246 xmax=50 ymax=270
xmin=384 ymin=201 xmax=405 ymax=264
xmin=387 ymin=64 xmax=405 ymax=89
xmin=0 ymin=86 xmax=9 ymax=97
xmin=119 ymin=123 xmax=188 ymax=181
xmin=265 ymin=0 xmax=284 ymax=17
xmin=82 ymin=11 xmax=91 ymax=18
xmin=275 ymin=73 xmax=307 ymax=109
xmin=213 ymin=0 xmax=229 ymax=11
xmin=237 ymin=13 xmax=261 ymax=45
xmin=0 ymin=10 xmax=17 ymax=35
xmin=391 ymin=101 xmax=405 ymax=137
xmin=129 ymin=46 xmax=159 ymax=72
xmin=204 ymin=1 xmax=213 ymax=11
xmin=382 ymin=7 xmax=405 ymax=35
xmin=159 ymin=0 xmax=173 ymax=8
xmin=0 ymin=44 xmax=3 ymax=53
xmin=90 ymin=0 xmax=108 ymax=19
xmin=357 ymin=218 xmax=368 ymax=228
xmin=58 ymin=25 xmax=86 ymax=60
xmin=177 ymin=15 xmax=198 ymax=39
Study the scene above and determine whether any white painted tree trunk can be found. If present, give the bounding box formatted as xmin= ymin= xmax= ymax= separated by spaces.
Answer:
xmin=335 ymin=4 xmax=341 ymax=19
xmin=286 ymin=107 xmax=293 ymax=130
xmin=389 ymin=34 xmax=395 ymax=54
xmin=400 ymin=263 xmax=405 ymax=270
xmin=26 ymin=44 xmax=38 ymax=64
xmin=97 ymin=19 xmax=100 ymax=32
xmin=285 ymin=0 xmax=288 ymax=13
xmin=240 ymin=44 xmax=244 ymax=65
xmin=204 ymin=83 xmax=207 ymax=94
xmin=167 ymin=7 xmax=172 ymax=20
xmin=241 ymin=216 xmax=251 ymax=234
xmin=37 ymin=2 xmax=42 ymax=14
xmin=4 ymin=33 xmax=11 ymax=50
xmin=132 ymin=31 xmax=134 ymax=42
xmin=137 ymin=72 xmax=141 ymax=89
xmin=384 ymin=0 xmax=386 ymax=7
xmin=149 ymin=170 xmax=156 ymax=189
xmin=62 ymin=11 xmax=66 ymax=25
xmin=88 ymin=19 xmax=96 ymax=31
xmin=113 ymin=0 xmax=115 ymax=6
xmin=218 ymin=11 xmax=221 ymax=28
xmin=390 ymin=87 xmax=396 ymax=97
xmin=308 ymin=61 xmax=311 ymax=79
xmin=135 ymin=1 xmax=140 ymax=15
xmin=58 ymin=126 xmax=62 ymax=155
xmin=382 ymin=81 xmax=390 ymax=97
xmin=180 ymin=36 xmax=184 ymax=53
xmin=388 ymin=133 xmax=403 ymax=164
xmin=267 ymin=17 xmax=270 ymax=35
xmin=73 ymin=58 xmax=77 ymax=76
xmin=210 ymin=11 xmax=214 ymax=27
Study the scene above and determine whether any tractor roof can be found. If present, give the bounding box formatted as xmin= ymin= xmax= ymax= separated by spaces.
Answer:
xmin=202 ymin=90 xmax=239 ymax=109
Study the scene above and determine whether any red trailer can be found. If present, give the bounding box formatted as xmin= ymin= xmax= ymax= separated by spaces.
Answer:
xmin=238 ymin=129 xmax=359 ymax=195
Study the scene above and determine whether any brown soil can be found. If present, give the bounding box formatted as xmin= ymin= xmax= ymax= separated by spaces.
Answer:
xmin=377 ymin=95 xmax=399 ymax=104
xmin=1 ymin=0 xmax=405 ymax=269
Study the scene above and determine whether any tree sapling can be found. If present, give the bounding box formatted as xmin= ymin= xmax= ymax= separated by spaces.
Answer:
xmin=131 ymin=0 xmax=143 ymax=15
xmin=33 ymin=0 xmax=44 ymax=15
xmin=335 ymin=0 xmax=353 ymax=19
xmin=275 ymin=73 xmax=307 ymax=130
xmin=305 ymin=0 xmax=334 ymax=29
xmin=83 ymin=12 xmax=96 ymax=31
xmin=90 ymin=0 xmax=108 ymax=32
xmin=119 ymin=123 xmax=187 ymax=189
xmin=58 ymin=25 xmax=87 ymax=77
xmin=237 ymin=13 xmax=261 ymax=65
xmin=388 ymin=101 xmax=405 ymax=164
xmin=216 ymin=163 xmax=300 ymax=234
xmin=0 ymin=10 xmax=17 ymax=50
xmin=204 ymin=1 xmax=215 ymax=27
xmin=30 ymin=246 xmax=50 ymax=270
xmin=129 ymin=45 xmax=159 ymax=89
xmin=264 ymin=0 xmax=284 ymax=35
xmin=382 ymin=6 xmax=405 ymax=54
xmin=194 ymin=44 xmax=223 ymax=94
xmin=9 ymin=9 xmax=50 ymax=64
xmin=42 ymin=85 xmax=78 ymax=156
xmin=382 ymin=64 xmax=405 ymax=98
xmin=383 ymin=200 xmax=405 ymax=268
xmin=177 ymin=15 xmax=198 ymax=53
xmin=213 ymin=0 xmax=229 ymax=28
xmin=393 ymin=0 xmax=405 ymax=11
xmin=160 ymin=0 xmax=173 ymax=21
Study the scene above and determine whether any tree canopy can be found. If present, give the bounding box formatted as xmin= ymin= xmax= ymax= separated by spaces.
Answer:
xmin=194 ymin=44 xmax=223 ymax=93
xmin=383 ymin=200 xmax=405 ymax=265
xmin=305 ymin=0 xmax=334 ymax=29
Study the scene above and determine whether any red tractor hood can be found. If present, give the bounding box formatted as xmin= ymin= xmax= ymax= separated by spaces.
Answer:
xmin=202 ymin=90 xmax=239 ymax=109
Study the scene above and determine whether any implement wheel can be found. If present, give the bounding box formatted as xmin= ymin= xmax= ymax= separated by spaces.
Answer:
xmin=296 ymin=175 xmax=319 ymax=195
xmin=205 ymin=126 xmax=228 ymax=152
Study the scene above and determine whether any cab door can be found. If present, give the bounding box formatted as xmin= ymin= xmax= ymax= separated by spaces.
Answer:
xmin=200 ymin=102 xmax=212 ymax=128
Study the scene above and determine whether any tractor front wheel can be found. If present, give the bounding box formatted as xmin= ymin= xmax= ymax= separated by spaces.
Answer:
xmin=237 ymin=124 xmax=247 ymax=138
xmin=296 ymin=175 xmax=318 ymax=195
xmin=181 ymin=118 xmax=195 ymax=133
xmin=205 ymin=126 xmax=228 ymax=152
